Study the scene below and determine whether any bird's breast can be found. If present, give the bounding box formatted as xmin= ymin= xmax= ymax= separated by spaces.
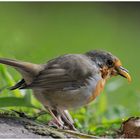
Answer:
xmin=86 ymin=78 xmax=106 ymax=104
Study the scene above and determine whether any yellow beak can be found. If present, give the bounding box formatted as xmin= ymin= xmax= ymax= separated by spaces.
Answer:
xmin=117 ymin=66 xmax=131 ymax=83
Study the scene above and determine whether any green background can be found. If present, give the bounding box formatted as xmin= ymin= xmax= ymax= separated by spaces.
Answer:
xmin=0 ymin=2 xmax=139 ymax=134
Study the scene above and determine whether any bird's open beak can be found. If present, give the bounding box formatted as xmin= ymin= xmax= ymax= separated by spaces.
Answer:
xmin=116 ymin=66 xmax=131 ymax=82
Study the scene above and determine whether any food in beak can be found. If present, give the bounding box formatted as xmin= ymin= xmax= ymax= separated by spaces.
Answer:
xmin=117 ymin=66 xmax=131 ymax=82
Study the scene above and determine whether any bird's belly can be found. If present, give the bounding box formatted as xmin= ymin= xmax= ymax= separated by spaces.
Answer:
xmin=33 ymin=76 xmax=104 ymax=109
xmin=34 ymin=77 xmax=104 ymax=109
xmin=41 ymin=88 xmax=93 ymax=109
xmin=33 ymin=87 xmax=93 ymax=109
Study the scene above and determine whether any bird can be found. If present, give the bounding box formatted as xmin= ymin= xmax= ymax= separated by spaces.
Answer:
xmin=0 ymin=50 xmax=131 ymax=130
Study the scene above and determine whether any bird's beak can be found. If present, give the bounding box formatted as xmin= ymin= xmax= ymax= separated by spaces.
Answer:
xmin=116 ymin=66 xmax=131 ymax=82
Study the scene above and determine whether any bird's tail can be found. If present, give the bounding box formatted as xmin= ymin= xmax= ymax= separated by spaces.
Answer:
xmin=0 ymin=58 xmax=43 ymax=85
xmin=0 ymin=58 xmax=39 ymax=73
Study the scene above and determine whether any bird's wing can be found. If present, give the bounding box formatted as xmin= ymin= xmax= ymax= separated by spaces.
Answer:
xmin=22 ymin=54 xmax=99 ymax=92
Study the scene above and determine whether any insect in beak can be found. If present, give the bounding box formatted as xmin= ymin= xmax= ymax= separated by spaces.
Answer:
xmin=116 ymin=66 xmax=131 ymax=82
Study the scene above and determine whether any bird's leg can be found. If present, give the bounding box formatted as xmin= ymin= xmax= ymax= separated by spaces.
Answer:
xmin=46 ymin=107 xmax=64 ymax=128
xmin=63 ymin=110 xmax=74 ymax=124
xmin=59 ymin=109 xmax=77 ymax=131
xmin=46 ymin=107 xmax=76 ymax=130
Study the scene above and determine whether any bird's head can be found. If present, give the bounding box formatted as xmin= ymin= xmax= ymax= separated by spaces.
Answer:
xmin=85 ymin=50 xmax=131 ymax=82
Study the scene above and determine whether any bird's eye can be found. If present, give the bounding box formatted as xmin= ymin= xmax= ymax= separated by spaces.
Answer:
xmin=107 ymin=59 xmax=114 ymax=67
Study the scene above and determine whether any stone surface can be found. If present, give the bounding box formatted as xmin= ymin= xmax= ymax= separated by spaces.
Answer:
xmin=0 ymin=116 xmax=51 ymax=138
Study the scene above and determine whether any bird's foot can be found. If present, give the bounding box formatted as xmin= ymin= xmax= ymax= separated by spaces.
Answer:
xmin=47 ymin=118 xmax=77 ymax=131
xmin=47 ymin=119 xmax=68 ymax=129
xmin=63 ymin=121 xmax=77 ymax=131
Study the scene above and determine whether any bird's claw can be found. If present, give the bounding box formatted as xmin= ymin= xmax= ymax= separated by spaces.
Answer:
xmin=47 ymin=119 xmax=77 ymax=131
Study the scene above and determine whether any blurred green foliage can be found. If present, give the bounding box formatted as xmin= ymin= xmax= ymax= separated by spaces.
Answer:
xmin=0 ymin=2 xmax=140 ymax=136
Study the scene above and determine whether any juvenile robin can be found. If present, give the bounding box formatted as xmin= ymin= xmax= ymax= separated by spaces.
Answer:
xmin=0 ymin=50 xmax=131 ymax=130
